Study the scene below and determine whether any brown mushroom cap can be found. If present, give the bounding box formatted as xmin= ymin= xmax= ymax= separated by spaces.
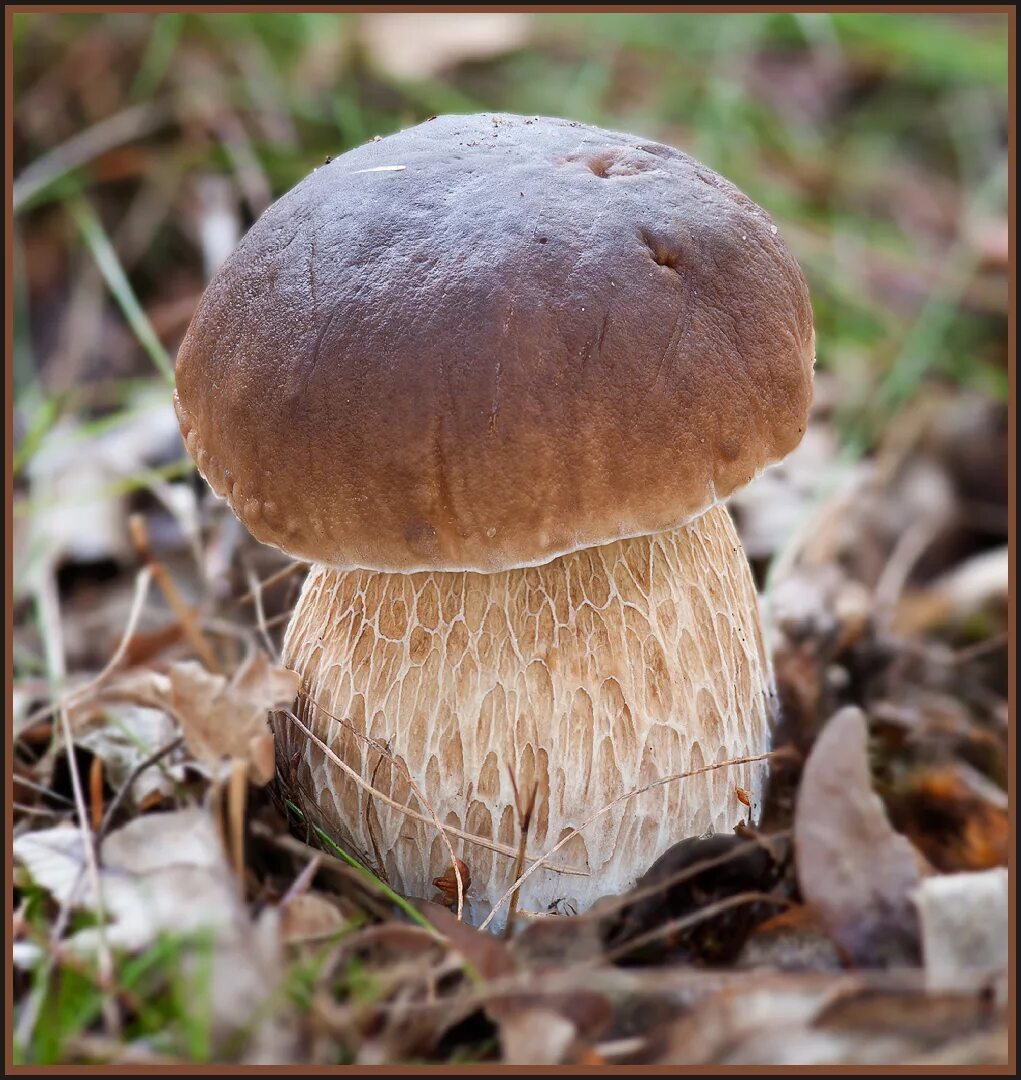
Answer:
xmin=174 ymin=113 xmax=814 ymax=573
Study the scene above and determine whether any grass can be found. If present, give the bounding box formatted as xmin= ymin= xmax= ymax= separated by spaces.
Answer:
xmin=68 ymin=198 xmax=176 ymax=387
xmin=15 ymin=929 xmax=218 ymax=1066
xmin=282 ymin=800 xmax=444 ymax=939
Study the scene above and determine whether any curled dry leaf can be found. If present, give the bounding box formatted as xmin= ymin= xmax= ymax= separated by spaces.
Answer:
xmin=486 ymin=1002 xmax=577 ymax=1067
xmin=658 ymin=974 xmax=845 ymax=1065
xmin=887 ymin=760 xmax=1009 ymax=873
xmin=485 ymin=987 xmax=613 ymax=1068
xmin=601 ymin=832 xmax=787 ymax=966
xmin=167 ymin=653 xmax=300 ymax=783
xmin=895 ymin=545 xmax=1008 ymax=637
xmin=794 ymin=707 xmax=924 ymax=966
xmin=432 ymin=858 xmax=471 ymax=909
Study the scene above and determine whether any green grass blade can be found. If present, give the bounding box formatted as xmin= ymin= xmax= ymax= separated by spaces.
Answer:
xmin=282 ymin=800 xmax=441 ymax=937
xmin=68 ymin=198 xmax=176 ymax=387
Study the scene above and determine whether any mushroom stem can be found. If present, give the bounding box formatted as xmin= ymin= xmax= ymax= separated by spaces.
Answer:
xmin=275 ymin=502 xmax=774 ymax=926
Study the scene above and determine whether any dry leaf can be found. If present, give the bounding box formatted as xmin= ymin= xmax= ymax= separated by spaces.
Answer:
xmin=895 ymin=545 xmax=1008 ymax=636
xmin=488 ymin=1002 xmax=577 ymax=1067
xmin=75 ymin=703 xmax=182 ymax=810
xmin=794 ymin=707 xmax=923 ymax=966
xmin=486 ymin=989 xmax=612 ymax=1067
xmin=168 ymin=653 xmax=299 ymax=782
xmin=601 ymin=833 xmax=786 ymax=965
xmin=14 ymin=809 xmax=294 ymax=1058
xmin=14 ymin=809 xmax=241 ymax=956
xmin=22 ymin=387 xmax=183 ymax=580
xmin=422 ymin=902 xmax=516 ymax=981
xmin=913 ymin=867 xmax=1008 ymax=996
xmin=432 ymin=858 xmax=471 ymax=909
xmin=280 ymin=891 xmax=347 ymax=945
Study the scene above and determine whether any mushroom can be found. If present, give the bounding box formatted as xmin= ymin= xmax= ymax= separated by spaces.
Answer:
xmin=174 ymin=113 xmax=814 ymax=926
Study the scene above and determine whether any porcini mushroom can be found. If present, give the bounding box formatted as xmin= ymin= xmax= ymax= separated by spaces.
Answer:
xmin=174 ymin=114 xmax=814 ymax=926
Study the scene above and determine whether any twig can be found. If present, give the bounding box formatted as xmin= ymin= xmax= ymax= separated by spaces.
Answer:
xmin=244 ymin=562 xmax=277 ymax=656
xmin=89 ymin=757 xmax=104 ymax=833
xmin=503 ymin=769 xmax=537 ymax=939
xmin=364 ymin=741 xmax=396 ymax=888
xmin=282 ymin=800 xmax=442 ymax=937
xmin=308 ymin=696 xmax=466 ymax=920
xmin=899 ymin=632 xmax=1008 ymax=668
xmin=874 ymin=516 xmax=942 ymax=625
xmin=34 ymin=568 xmax=120 ymax=1037
xmin=261 ymin=610 xmax=292 ymax=631
xmin=13 ymin=803 xmax=68 ymax=820
xmin=316 ymin=694 xmax=469 ymax=919
xmin=250 ymin=819 xmax=391 ymax=916
xmin=228 ymin=758 xmax=248 ymax=886
xmin=569 ymin=831 xmax=792 ymax=926
xmin=130 ymin=514 xmax=221 ymax=672
xmin=279 ymin=854 xmax=322 ymax=910
xmin=235 ymin=560 xmax=308 ymax=606
xmin=97 ymin=736 xmax=183 ymax=842
xmin=599 ymin=890 xmax=789 ymax=964
xmin=20 ymin=565 xmax=155 ymax=734
xmin=13 ymin=775 xmax=76 ymax=808
xmin=69 ymin=564 xmax=155 ymax=703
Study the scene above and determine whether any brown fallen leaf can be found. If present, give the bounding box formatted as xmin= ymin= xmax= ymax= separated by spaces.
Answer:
xmin=422 ymin=902 xmax=516 ymax=982
xmin=887 ymin=761 xmax=1008 ymax=872
xmin=167 ymin=653 xmax=299 ymax=783
xmin=794 ymin=707 xmax=924 ymax=966
xmin=654 ymin=970 xmax=1006 ymax=1066
xmin=601 ymin=832 xmax=787 ymax=966
xmin=486 ymin=1001 xmax=577 ymax=1067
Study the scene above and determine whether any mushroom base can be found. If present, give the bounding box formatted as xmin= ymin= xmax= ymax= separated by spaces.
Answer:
xmin=274 ymin=503 xmax=774 ymax=927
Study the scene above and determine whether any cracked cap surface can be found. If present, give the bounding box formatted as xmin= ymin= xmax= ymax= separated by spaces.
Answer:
xmin=174 ymin=112 xmax=815 ymax=572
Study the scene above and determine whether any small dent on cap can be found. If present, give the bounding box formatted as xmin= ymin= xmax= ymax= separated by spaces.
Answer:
xmin=559 ymin=148 xmax=655 ymax=179
xmin=639 ymin=227 xmax=684 ymax=272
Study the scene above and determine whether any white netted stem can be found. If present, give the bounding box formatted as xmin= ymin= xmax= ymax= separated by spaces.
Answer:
xmin=275 ymin=503 xmax=774 ymax=926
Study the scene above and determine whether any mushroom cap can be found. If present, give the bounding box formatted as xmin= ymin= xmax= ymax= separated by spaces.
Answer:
xmin=174 ymin=113 xmax=815 ymax=573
